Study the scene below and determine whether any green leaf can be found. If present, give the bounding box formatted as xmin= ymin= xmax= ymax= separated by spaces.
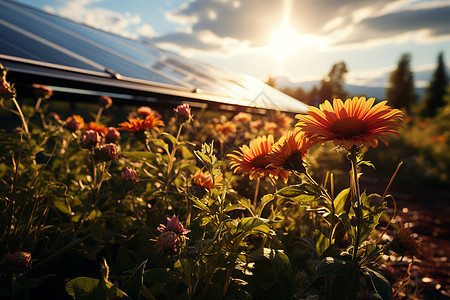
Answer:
xmin=65 ymin=277 xmax=128 ymax=299
xmin=277 ymin=183 xmax=321 ymax=203
xmin=337 ymin=212 xmax=356 ymax=243
xmin=313 ymin=230 xmax=331 ymax=258
xmin=314 ymin=257 xmax=354 ymax=279
xmin=234 ymin=217 xmax=270 ymax=238
xmin=366 ymin=268 xmax=393 ymax=300
xmin=121 ymin=260 xmax=147 ymax=300
xmin=256 ymin=194 xmax=274 ymax=216
xmin=334 ymin=188 xmax=350 ymax=215
xmin=236 ymin=197 xmax=255 ymax=215
xmin=194 ymin=151 xmax=212 ymax=167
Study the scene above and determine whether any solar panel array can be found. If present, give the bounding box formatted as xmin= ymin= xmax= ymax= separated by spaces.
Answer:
xmin=0 ymin=0 xmax=308 ymax=113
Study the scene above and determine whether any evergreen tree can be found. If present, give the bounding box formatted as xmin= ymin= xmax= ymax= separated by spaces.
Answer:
xmin=421 ymin=52 xmax=449 ymax=117
xmin=319 ymin=61 xmax=348 ymax=102
xmin=386 ymin=53 xmax=416 ymax=112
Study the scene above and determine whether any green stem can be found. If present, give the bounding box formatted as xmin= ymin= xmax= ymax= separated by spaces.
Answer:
xmin=95 ymin=107 xmax=104 ymax=123
xmin=167 ymin=124 xmax=183 ymax=178
xmin=348 ymin=148 xmax=362 ymax=262
xmin=179 ymin=256 xmax=192 ymax=300
xmin=253 ymin=176 xmax=261 ymax=210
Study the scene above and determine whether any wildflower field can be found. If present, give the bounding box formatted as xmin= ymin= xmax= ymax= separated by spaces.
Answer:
xmin=0 ymin=63 xmax=448 ymax=300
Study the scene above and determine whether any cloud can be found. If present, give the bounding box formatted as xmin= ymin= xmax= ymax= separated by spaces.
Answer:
xmin=335 ymin=5 xmax=450 ymax=46
xmin=154 ymin=0 xmax=450 ymax=53
xmin=47 ymin=0 xmax=156 ymax=39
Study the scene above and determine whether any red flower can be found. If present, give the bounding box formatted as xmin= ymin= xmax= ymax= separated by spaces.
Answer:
xmin=157 ymin=231 xmax=180 ymax=253
xmin=158 ymin=215 xmax=190 ymax=235
xmin=95 ymin=143 xmax=119 ymax=161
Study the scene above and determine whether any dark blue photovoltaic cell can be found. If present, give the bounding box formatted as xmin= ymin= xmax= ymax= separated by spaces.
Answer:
xmin=0 ymin=1 xmax=185 ymax=87
xmin=0 ymin=20 xmax=104 ymax=71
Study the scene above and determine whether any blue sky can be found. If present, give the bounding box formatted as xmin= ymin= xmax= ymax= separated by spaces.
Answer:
xmin=14 ymin=0 xmax=450 ymax=87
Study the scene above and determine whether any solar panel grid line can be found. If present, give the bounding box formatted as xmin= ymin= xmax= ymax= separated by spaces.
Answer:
xmin=3 ymin=1 xmax=196 ymax=90
xmin=0 ymin=53 xmax=111 ymax=78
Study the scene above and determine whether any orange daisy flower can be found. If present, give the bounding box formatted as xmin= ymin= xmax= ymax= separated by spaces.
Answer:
xmin=118 ymin=114 xmax=164 ymax=132
xmin=228 ymin=135 xmax=288 ymax=182
xmin=295 ymin=97 xmax=403 ymax=150
xmin=266 ymin=129 xmax=311 ymax=172
xmin=215 ymin=121 xmax=237 ymax=140
xmin=86 ymin=121 xmax=108 ymax=135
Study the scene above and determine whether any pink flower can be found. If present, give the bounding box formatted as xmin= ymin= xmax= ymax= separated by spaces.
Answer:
xmin=105 ymin=127 xmax=120 ymax=142
xmin=158 ymin=215 xmax=190 ymax=235
xmin=99 ymin=95 xmax=112 ymax=108
xmin=157 ymin=231 xmax=180 ymax=253
xmin=121 ymin=167 xmax=139 ymax=183
xmin=7 ymin=251 xmax=32 ymax=267
xmin=81 ymin=130 xmax=101 ymax=148
xmin=32 ymin=84 xmax=53 ymax=98
xmin=175 ymin=104 xmax=192 ymax=121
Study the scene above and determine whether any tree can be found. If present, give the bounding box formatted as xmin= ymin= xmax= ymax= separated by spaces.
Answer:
xmin=386 ymin=53 xmax=416 ymax=112
xmin=420 ymin=52 xmax=449 ymax=117
xmin=266 ymin=76 xmax=276 ymax=88
xmin=319 ymin=61 xmax=348 ymax=103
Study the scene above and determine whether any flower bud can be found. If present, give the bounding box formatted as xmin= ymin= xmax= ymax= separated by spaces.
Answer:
xmin=99 ymin=95 xmax=112 ymax=109
xmin=65 ymin=115 xmax=85 ymax=131
xmin=121 ymin=167 xmax=139 ymax=190
xmin=6 ymin=251 xmax=32 ymax=267
xmin=94 ymin=143 xmax=119 ymax=162
xmin=105 ymin=127 xmax=120 ymax=143
xmin=137 ymin=106 xmax=154 ymax=117
xmin=0 ymin=79 xmax=15 ymax=99
xmin=157 ymin=231 xmax=180 ymax=253
xmin=32 ymin=84 xmax=53 ymax=99
xmin=47 ymin=112 xmax=60 ymax=121
xmin=174 ymin=104 xmax=192 ymax=122
xmin=81 ymin=130 xmax=101 ymax=148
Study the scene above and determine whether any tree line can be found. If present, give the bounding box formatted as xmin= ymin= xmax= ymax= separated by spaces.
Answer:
xmin=267 ymin=52 xmax=449 ymax=117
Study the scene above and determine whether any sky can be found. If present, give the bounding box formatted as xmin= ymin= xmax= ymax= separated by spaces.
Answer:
xmin=13 ymin=0 xmax=450 ymax=88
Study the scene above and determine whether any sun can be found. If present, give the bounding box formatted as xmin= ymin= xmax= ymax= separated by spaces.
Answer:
xmin=266 ymin=23 xmax=325 ymax=69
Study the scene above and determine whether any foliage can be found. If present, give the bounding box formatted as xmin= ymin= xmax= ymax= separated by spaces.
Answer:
xmin=0 ymin=65 xmax=425 ymax=299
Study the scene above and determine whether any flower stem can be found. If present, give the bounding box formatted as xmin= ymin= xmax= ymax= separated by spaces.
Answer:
xmin=348 ymin=147 xmax=362 ymax=262
xmin=253 ymin=176 xmax=261 ymax=209
xmin=11 ymin=97 xmax=29 ymax=135
xmin=167 ymin=124 xmax=183 ymax=178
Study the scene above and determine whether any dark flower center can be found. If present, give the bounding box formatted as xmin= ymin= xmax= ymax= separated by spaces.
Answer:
xmin=330 ymin=117 xmax=366 ymax=138
xmin=251 ymin=154 xmax=269 ymax=168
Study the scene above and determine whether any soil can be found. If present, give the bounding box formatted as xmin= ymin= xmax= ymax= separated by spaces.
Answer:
xmin=361 ymin=178 xmax=450 ymax=300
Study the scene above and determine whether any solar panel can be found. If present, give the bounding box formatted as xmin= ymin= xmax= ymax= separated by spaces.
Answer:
xmin=0 ymin=0 xmax=308 ymax=113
